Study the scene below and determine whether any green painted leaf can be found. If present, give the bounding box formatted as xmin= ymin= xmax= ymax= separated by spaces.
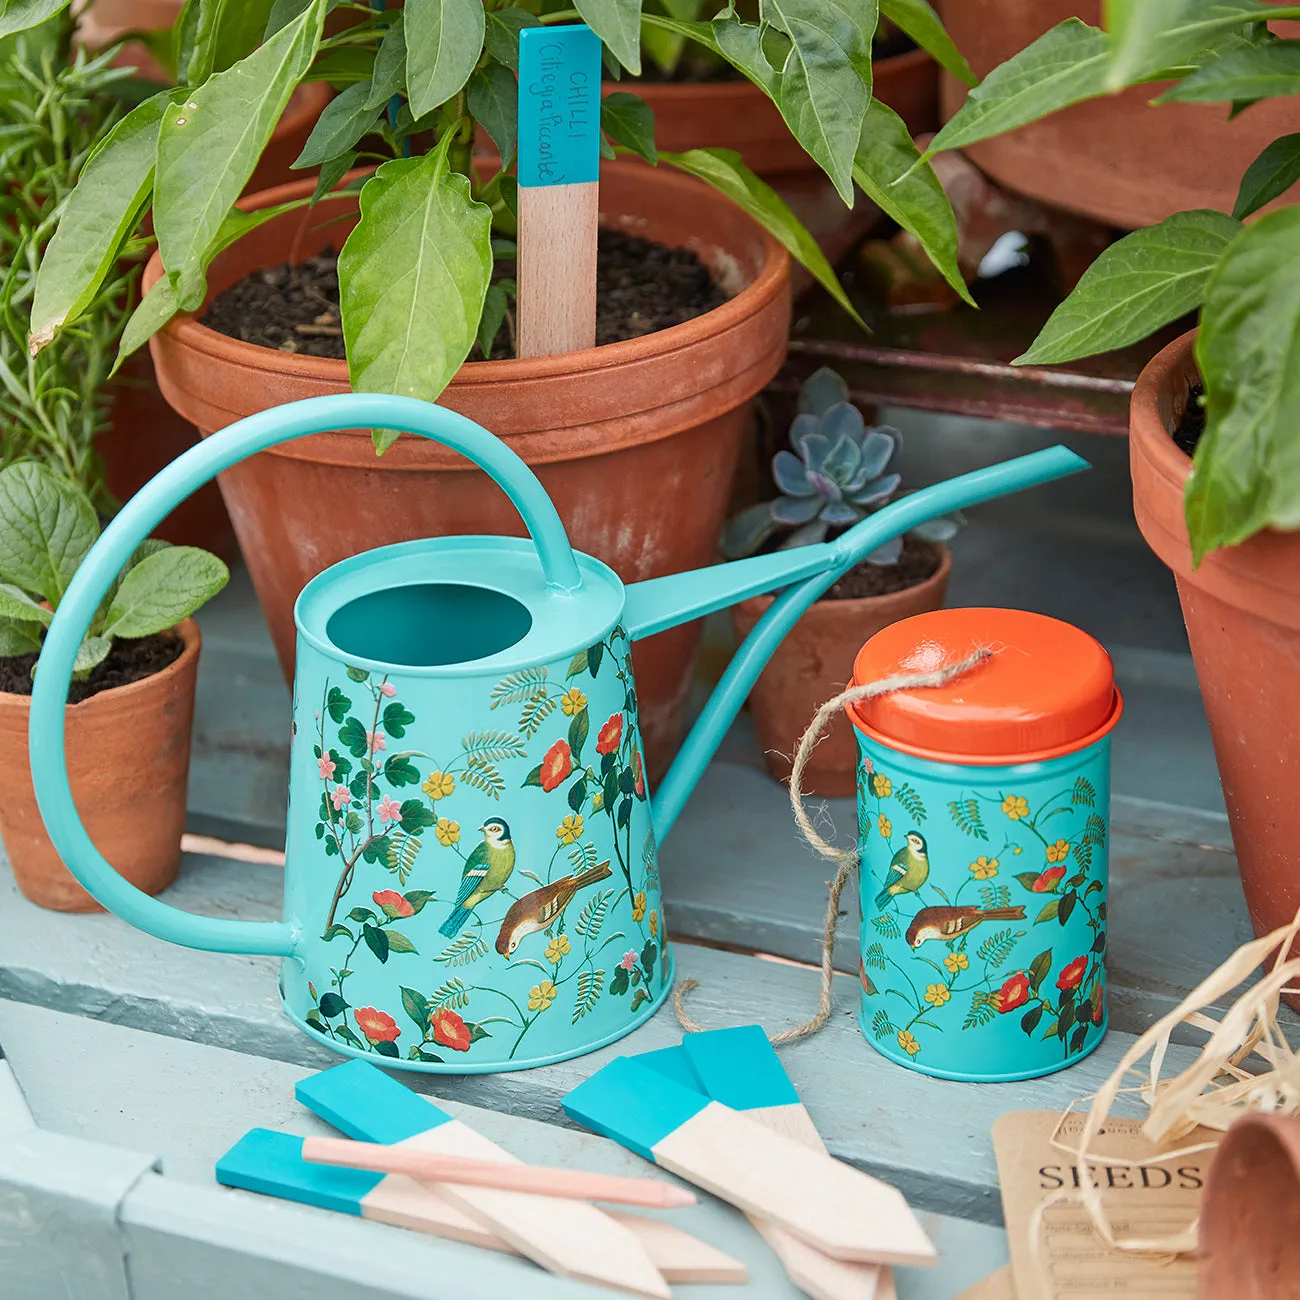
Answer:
xmin=484 ymin=6 xmax=540 ymax=72
xmin=0 ymin=619 xmax=41 ymax=656
xmin=364 ymin=922 xmax=390 ymax=963
xmin=382 ymin=701 xmax=414 ymax=735
xmin=1027 ymin=948 xmax=1053 ymax=992
xmin=523 ymin=763 xmax=544 ymax=788
xmin=404 ymin=0 xmax=484 ymax=117
xmin=338 ymin=141 xmax=493 ymax=411
xmin=467 ymin=63 xmax=518 ymax=169
xmin=1234 ymin=132 xmax=1300 ymax=220
xmin=601 ymin=92 xmax=656 ymax=164
xmin=154 ymin=0 xmax=325 ymax=294
xmin=878 ymin=0 xmax=975 ymax=85
xmin=760 ymin=0 xmax=875 ymax=205
xmin=404 ymin=889 xmax=435 ymax=914
xmin=0 ymin=463 xmax=97 ymax=605
xmin=101 ymin=546 xmax=229 ymax=638
xmin=1015 ymin=210 xmax=1241 ymax=367
xmin=659 ymin=148 xmax=865 ymax=328
xmin=0 ymin=0 xmax=71 ymax=39
xmin=400 ymin=984 xmax=432 ymax=1029
xmin=568 ymin=709 xmax=590 ymax=765
xmin=1058 ymin=890 xmax=1077 ymax=925
xmin=372 ymin=1038 xmax=400 ymax=1057
xmin=294 ymin=80 xmax=382 ymax=169
xmin=574 ymin=0 xmax=642 ymax=74
xmin=1035 ymin=899 xmax=1060 ymax=924
xmin=326 ymin=686 xmax=350 ymax=723
xmin=1190 ymin=207 xmax=1300 ymax=558
xmin=567 ymin=650 xmax=589 ymax=678
xmin=385 ymin=928 xmax=417 ymax=954
xmin=610 ymin=966 xmax=630 ymax=995
xmin=347 ymin=907 xmax=376 ymax=922
xmin=305 ymin=1009 xmax=329 ymax=1032
xmin=318 ymin=991 xmax=348 ymax=1017
xmin=399 ymin=799 xmax=437 ymax=832
xmin=367 ymin=12 xmax=407 ymax=108
xmin=339 ymin=716 xmax=368 ymax=756
xmin=383 ymin=755 xmax=421 ymax=787
xmin=335 ymin=1023 xmax=363 ymax=1047
xmin=322 ymin=922 xmax=353 ymax=940
xmin=1020 ymin=1003 xmax=1044 ymax=1034
xmin=853 ymin=99 xmax=971 ymax=306
xmin=1160 ymin=38 xmax=1300 ymax=103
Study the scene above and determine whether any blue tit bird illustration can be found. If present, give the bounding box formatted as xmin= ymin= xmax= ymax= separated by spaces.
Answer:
xmin=439 ymin=818 xmax=516 ymax=938
xmin=874 ymin=830 xmax=929 ymax=910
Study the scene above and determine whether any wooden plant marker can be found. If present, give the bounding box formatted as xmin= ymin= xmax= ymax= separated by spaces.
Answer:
xmin=639 ymin=1026 xmax=892 ymax=1300
xmin=296 ymin=1061 xmax=686 ymax=1297
xmin=516 ymin=24 xmax=601 ymax=358
xmin=564 ymin=1055 xmax=937 ymax=1267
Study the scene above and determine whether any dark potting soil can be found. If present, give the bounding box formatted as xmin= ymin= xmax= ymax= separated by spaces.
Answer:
xmin=200 ymin=229 xmax=730 ymax=361
xmin=0 ymin=631 xmax=183 ymax=703
xmin=824 ymin=535 xmax=943 ymax=601
xmin=1173 ymin=384 xmax=1206 ymax=457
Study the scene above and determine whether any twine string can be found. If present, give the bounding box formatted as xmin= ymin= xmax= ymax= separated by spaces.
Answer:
xmin=673 ymin=647 xmax=994 ymax=1043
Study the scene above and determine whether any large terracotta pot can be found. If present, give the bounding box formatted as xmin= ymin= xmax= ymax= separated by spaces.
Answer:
xmin=146 ymin=161 xmax=791 ymax=777
xmin=1200 ymin=1114 xmax=1300 ymax=1297
xmin=730 ymin=548 xmax=951 ymax=797
xmin=0 ymin=620 xmax=199 ymax=912
xmin=937 ymin=0 xmax=1300 ymax=228
xmin=1131 ymin=331 xmax=1300 ymax=962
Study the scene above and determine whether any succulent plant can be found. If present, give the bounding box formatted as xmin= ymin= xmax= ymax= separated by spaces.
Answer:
xmin=722 ymin=368 xmax=962 ymax=563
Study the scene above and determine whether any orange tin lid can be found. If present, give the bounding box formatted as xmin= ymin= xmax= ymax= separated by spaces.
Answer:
xmin=848 ymin=608 xmax=1122 ymax=765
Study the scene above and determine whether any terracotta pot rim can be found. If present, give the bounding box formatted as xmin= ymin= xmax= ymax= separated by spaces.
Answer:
xmin=141 ymin=159 xmax=790 ymax=392
xmin=0 ymin=619 xmax=200 ymax=717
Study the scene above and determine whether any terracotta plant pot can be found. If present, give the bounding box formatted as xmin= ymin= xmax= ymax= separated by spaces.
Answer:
xmin=1131 ymin=331 xmax=1300 ymax=966
xmin=731 ymin=547 xmax=951 ymax=797
xmin=1199 ymin=1114 xmax=1300 ymax=1297
xmin=936 ymin=0 xmax=1300 ymax=229
xmin=0 ymin=620 xmax=200 ymax=912
xmin=146 ymin=161 xmax=791 ymax=778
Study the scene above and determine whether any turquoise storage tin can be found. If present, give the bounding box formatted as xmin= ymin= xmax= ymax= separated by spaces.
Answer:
xmin=849 ymin=608 xmax=1122 ymax=1082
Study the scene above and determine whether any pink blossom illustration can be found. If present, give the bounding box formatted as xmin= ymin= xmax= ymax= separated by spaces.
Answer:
xmin=377 ymin=794 xmax=402 ymax=824
xmin=620 ymin=949 xmax=638 ymax=971
xmin=330 ymin=784 xmax=352 ymax=810
xmin=367 ymin=729 xmax=386 ymax=754
xmin=317 ymin=754 xmax=336 ymax=780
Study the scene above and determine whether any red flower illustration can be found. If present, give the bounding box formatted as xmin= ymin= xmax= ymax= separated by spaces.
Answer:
xmin=995 ymin=972 xmax=1031 ymax=1014
xmin=1031 ymin=865 xmax=1067 ymax=892
xmin=540 ymin=739 xmax=573 ymax=792
xmin=355 ymin=1007 xmax=400 ymax=1043
xmin=596 ymin=714 xmax=623 ymax=756
xmin=1091 ymin=985 xmax=1105 ymax=1024
xmin=1057 ymin=955 xmax=1088 ymax=992
xmin=632 ymin=746 xmax=645 ymax=798
xmin=372 ymin=889 xmax=413 ymax=918
xmin=430 ymin=1009 xmax=473 ymax=1053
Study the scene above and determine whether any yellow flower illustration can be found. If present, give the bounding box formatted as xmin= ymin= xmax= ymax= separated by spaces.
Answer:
xmin=545 ymin=935 xmax=571 ymax=964
xmin=898 ymin=1030 xmax=921 ymax=1056
xmin=556 ymin=814 xmax=584 ymax=844
xmin=649 ymin=910 xmax=659 ymax=939
xmin=632 ymin=891 xmax=647 ymax=922
xmin=1013 ymin=845 xmax=1023 ymax=855
xmin=422 ymin=771 xmax=455 ymax=800
xmin=871 ymin=773 xmax=892 ymax=799
xmin=1002 ymin=794 xmax=1030 ymax=820
xmin=969 ymin=856 xmax=1000 ymax=880
xmin=878 ymin=813 xmax=892 ymax=840
xmin=591 ymin=791 xmax=604 ymax=812
xmin=434 ymin=818 xmax=460 ymax=847
xmin=560 ymin=688 xmax=588 ymax=716
xmin=1046 ymin=839 xmax=1070 ymax=863
xmin=944 ymin=951 xmax=969 ymax=974
xmin=528 ymin=980 xmax=557 ymax=1012
xmin=924 ymin=983 xmax=951 ymax=1007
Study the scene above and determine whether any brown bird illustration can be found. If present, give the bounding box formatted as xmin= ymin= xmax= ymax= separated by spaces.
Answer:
xmin=860 ymin=956 xmax=878 ymax=998
xmin=905 ymin=905 xmax=1026 ymax=949
xmin=494 ymin=861 xmax=614 ymax=957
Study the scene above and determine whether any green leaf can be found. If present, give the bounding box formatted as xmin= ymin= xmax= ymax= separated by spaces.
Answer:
xmin=398 ymin=799 xmax=437 ymax=832
xmin=0 ymin=463 xmax=98 ymax=606
xmin=1014 ymin=210 xmax=1241 ymax=367
xmin=294 ymin=80 xmax=382 ymax=169
xmin=404 ymin=0 xmax=485 ymax=117
xmin=477 ymin=282 xmax=510 ymax=358
xmin=1020 ymin=1003 xmax=1044 ymax=1034
xmin=484 ymin=6 xmax=540 ymax=72
xmin=1058 ymin=890 xmax=1077 ymax=924
xmin=1160 ymin=38 xmax=1300 ymax=103
xmin=383 ymin=755 xmax=421 ymax=787
xmin=338 ymin=141 xmax=493 ymax=406
xmin=190 ymin=0 xmax=283 ymax=82
xmin=326 ymin=686 xmax=350 ymax=723
xmin=659 ymin=148 xmax=865 ymax=328
xmin=372 ymin=1038 xmax=400 ymax=1058
xmin=0 ymin=619 xmax=41 ymax=657
xmin=385 ymin=928 xmax=418 ymax=954
xmin=467 ymin=63 xmax=519 ymax=169
xmin=601 ymin=92 xmax=656 ymax=165
xmin=1234 ymin=133 xmax=1300 ymax=220
xmin=1035 ymin=899 xmax=1060 ymax=924
xmin=760 ymin=0 xmax=875 ymax=206
xmin=367 ymin=12 xmax=407 ymax=108
xmin=1103 ymin=0 xmax=1198 ymax=90
xmin=1190 ymin=206 xmax=1300 ymax=558
xmin=400 ymin=984 xmax=432 ymax=1029
xmin=339 ymin=716 xmax=368 ymax=756
xmin=154 ymin=0 xmax=325 ymax=294
xmin=322 ymin=922 xmax=353 ymax=940
xmin=403 ymin=889 xmax=435 ymax=914
xmin=382 ymin=701 xmax=415 ymax=736
xmin=567 ymin=650 xmax=589 ymax=677
xmin=853 ymin=100 xmax=971 ymax=307
xmin=29 ymin=92 xmax=178 ymax=354
xmin=523 ymin=763 xmax=544 ymax=788
xmin=347 ymin=906 xmax=376 ymax=922
xmin=101 ymin=547 xmax=229 ymax=638
xmin=574 ymin=0 xmax=642 ymax=74
xmin=0 ymin=0 xmax=71 ymax=39
xmin=317 ymin=991 xmax=348 ymax=1017
xmin=1027 ymin=948 xmax=1053 ymax=992
xmin=364 ymin=922 xmax=391 ymax=963
xmin=568 ymin=709 xmax=590 ymax=765
xmin=878 ymin=0 xmax=975 ymax=85
xmin=0 ymin=584 xmax=50 ymax=626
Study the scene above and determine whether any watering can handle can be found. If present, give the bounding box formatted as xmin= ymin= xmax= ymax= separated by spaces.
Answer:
xmin=28 ymin=394 xmax=583 ymax=958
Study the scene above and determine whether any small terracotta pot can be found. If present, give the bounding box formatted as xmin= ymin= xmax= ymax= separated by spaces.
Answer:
xmin=1131 ymin=332 xmax=1300 ymax=978
xmin=146 ymin=161 xmax=791 ymax=778
xmin=1199 ymin=1114 xmax=1300 ymax=1297
xmin=0 ymin=620 xmax=200 ymax=912
xmin=730 ymin=547 xmax=951 ymax=797
xmin=936 ymin=0 xmax=1300 ymax=229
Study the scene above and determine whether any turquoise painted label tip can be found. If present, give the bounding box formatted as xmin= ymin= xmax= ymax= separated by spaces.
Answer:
xmin=518 ymin=24 xmax=601 ymax=188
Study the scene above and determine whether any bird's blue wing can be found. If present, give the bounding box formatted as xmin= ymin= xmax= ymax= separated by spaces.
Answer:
xmin=453 ymin=842 xmax=490 ymax=906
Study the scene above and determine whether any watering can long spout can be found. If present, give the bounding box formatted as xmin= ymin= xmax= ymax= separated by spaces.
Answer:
xmin=637 ymin=445 xmax=1090 ymax=843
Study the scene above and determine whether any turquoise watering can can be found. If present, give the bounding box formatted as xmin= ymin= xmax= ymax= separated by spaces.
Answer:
xmin=29 ymin=394 xmax=1087 ymax=1073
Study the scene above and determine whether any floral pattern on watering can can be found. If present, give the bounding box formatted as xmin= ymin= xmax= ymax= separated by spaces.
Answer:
xmin=282 ymin=625 xmax=669 ymax=1072
xmin=855 ymin=739 xmax=1110 ymax=1083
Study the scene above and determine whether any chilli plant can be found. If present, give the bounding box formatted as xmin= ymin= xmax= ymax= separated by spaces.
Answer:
xmin=21 ymin=0 xmax=978 ymax=451
xmin=914 ymin=0 xmax=1300 ymax=562
xmin=722 ymin=366 xmax=961 ymax=563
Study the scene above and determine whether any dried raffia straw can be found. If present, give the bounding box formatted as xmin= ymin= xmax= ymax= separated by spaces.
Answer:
xmin=1023 ymin=902 xmax=1300 ymax=1286
xmin=673 ymin=647 xmax=994 ymax=1043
